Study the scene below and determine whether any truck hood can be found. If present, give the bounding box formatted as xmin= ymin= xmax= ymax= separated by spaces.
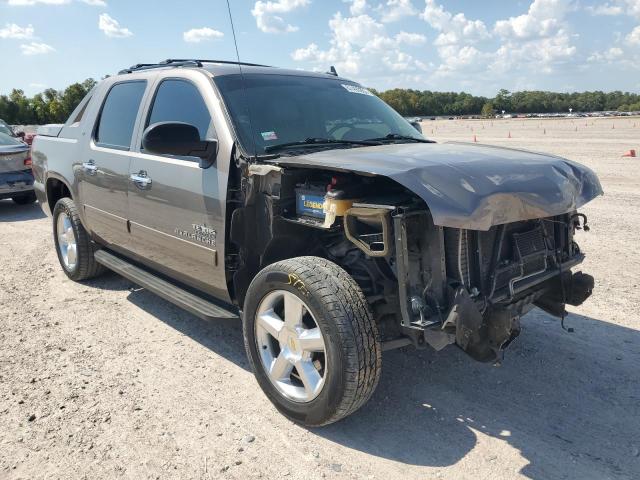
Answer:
xmin=271 ymin=141 xmax=603 ymax=230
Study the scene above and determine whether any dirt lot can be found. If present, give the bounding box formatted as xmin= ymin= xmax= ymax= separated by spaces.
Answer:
xmin=1 ymin=117 xmax=639 ymax=480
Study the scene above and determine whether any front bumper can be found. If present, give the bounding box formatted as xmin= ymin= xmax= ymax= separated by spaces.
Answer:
xmin=0 ymin=170 xmax=34 ymax=200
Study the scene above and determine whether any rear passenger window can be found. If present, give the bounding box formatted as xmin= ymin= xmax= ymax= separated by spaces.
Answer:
xmin=146 ymin=79 xmax=212 ymax=141
xmin=95 ymin=81 xmax=146 ymax=150
xmin=70 ymin=95 xmax=91 ymax=124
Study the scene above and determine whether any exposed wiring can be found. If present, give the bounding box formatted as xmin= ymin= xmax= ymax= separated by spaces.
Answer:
xmin=557 ymin=250 xmax=574 ymax=333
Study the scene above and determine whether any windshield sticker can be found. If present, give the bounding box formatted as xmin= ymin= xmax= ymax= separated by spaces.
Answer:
xmin=261 ymin=131 xmax=278 ymax=141
xmin=341 ymin=84 xmax=374 ymax=96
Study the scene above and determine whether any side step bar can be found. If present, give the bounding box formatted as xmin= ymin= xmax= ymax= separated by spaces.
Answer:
xmin=94 ymin=250 xmax=239 ymax=321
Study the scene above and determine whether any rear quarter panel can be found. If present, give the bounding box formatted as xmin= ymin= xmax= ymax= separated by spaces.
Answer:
xmin=32 ymin=85 xmax=104 ymax=219
xmin=32 ymin=135 xmax=81 ymax=217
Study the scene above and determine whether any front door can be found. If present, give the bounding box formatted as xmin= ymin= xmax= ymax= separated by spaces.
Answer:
xmin=127 ymin=77 xmax=226 ymax=298
xmin=78 ymin=80 xmax=147 ymax=247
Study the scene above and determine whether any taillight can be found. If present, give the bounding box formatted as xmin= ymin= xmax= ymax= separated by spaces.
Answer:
xmin=24 ymin=156 xmax=32 ymax=167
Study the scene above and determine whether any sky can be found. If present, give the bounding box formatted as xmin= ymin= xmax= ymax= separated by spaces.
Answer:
xmin=1 ymin=0 xmax=640 ymax=97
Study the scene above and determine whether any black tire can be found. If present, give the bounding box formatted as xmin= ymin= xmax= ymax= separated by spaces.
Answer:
xmin=52 ymin=197 xmax=105 ymax=281
xmin=243 ymin=256 xmax=381 ymax=426
xmin=12 ymin=191 xmax=36 ymax=205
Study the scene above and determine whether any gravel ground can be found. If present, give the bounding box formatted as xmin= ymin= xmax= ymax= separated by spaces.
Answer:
xmin=1 ymin=117 xmax=639 ymax=480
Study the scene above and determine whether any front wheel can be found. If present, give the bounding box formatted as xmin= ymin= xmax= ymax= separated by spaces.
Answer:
xmin=243 ymin=256 xmax=381 ymax=426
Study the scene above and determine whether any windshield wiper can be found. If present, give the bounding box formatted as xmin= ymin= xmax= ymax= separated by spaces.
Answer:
xmin=365 ymin=133 xmax=434 ymax=143
xmin=264 ymin=137 xmax=381 ymax=153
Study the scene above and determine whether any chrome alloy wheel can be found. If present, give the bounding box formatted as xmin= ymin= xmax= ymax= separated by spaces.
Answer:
xmin=56 ymin=212 xmax=77 ymax=271
xmin=255 ymin=290 xmax=327 ymax=403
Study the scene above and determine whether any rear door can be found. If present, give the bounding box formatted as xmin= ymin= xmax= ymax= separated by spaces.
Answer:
xmin=127 ymin=74 xmax=227 ymax=298
xmin=78 ymin=80 xmax=147 ymax=247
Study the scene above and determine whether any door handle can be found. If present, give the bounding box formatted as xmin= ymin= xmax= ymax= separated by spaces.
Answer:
xmin=82 ymin=160 xmax=98 ymax=175
xmin=130 ymin=171 xmax=152 ymax=189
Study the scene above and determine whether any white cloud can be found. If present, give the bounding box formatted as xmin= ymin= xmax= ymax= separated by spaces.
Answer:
xmin=586 ymin=0 xmax=640 ymax=18
xmin=8 ymin=0 xmax=106 ymax=5
xmin=292 ymin=12 xmax=428 ymax=78
xmin=588 ymin=46 xmax=624 ymax=62
xmin=251 ymin=0 xmax=310 ymax=33
xmin=586 ymin=4 xmax=623 ymax=15
xmin=422 ymin=0 xmax=489 ymax=46
xmin=378 ymin=0 xmax=417 ymax=23
xmin=627 ymin=25 xmax=640 ymax=45
xmin=183 ymin=27 xmax=224 ymax=43
xmin=419 ymin=0 xmax=490 ymax=77
xmin=494 ymin=0 xmax=571 ymax=40
xmin=98 ymin=13 xmax=132 ymax=38
xmin=20 ymin=41 xmax=55 ymax=55
xmin=395 ymin=31 xmax=427 ymax=45
xmin=0 ymin=23 xmax=34 ymax=39
xmin=8 ymin=0 xmax=70 ymax=4
xmin=331 ymin=12 xmax=385 ymax=46
xmin=490 ymin=0 xmax=576 ymax=74
xmin=349 ymin=0 xmax=367 ymax=15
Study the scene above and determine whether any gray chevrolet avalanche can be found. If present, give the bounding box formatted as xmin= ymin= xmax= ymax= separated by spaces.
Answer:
xmin=31 ymin=59 xmax=602 ymax=426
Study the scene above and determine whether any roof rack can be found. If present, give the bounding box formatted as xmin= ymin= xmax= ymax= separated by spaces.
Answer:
xmin=118 ymin=58 xmax=272 ymax=74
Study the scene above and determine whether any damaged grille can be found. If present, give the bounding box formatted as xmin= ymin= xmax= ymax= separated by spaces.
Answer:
xmin=445 ymin=216 xmax=569 ymax=299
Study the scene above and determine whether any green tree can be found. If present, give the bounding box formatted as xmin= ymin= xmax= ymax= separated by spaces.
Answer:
xmin=481 ymin=102 xmax=496 ymax=118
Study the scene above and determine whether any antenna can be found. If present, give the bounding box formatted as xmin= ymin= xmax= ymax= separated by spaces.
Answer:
xmin=225 ymin=0 xmax=259 ymax=161
xmin=328 ymin=66 xmax=338 ymax=76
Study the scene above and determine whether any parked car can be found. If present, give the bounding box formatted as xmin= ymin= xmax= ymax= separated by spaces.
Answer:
xmin=0 ymin=119 xmax=16 ymax=137
xmin=31 ymin=59 xmax=602 ymax=426
xmin=0 ymin=131 xmax=35 ymax=204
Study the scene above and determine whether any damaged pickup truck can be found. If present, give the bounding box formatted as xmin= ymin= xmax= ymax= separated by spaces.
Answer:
xmin=31 ymin=59 xmax=602 ymax=426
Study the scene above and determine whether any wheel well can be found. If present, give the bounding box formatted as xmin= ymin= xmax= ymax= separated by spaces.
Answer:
xmin=46 ymin=178 xmax=72 ymax=212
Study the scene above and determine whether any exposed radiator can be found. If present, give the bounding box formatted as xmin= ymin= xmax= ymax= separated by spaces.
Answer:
xmin=444 ymin=218 xmax=565 ymax=298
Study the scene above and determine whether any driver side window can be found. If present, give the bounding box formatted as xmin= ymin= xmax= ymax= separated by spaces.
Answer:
xmin=145 ymin=79 xmax=213 ymax=144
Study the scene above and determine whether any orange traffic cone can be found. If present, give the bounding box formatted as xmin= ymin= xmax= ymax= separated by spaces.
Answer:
xmin=622 ymin=149 xmax=636 ymax=157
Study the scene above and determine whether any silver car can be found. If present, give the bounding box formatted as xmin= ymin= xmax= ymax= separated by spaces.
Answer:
xmin=0 ymin=131 xmax=35 ymax=204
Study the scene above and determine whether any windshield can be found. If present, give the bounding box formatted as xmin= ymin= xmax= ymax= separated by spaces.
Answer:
xmin=0 ymin=123 xmax=14 ymax=136
xmin=0 ymin=132 xmax=23 ymax=146
xmin=214 ymin=74 xmax=424 ymax=156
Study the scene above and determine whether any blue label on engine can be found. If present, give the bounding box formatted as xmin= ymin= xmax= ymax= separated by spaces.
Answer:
xmin=296 ymin=191 xmax=325 ymax=219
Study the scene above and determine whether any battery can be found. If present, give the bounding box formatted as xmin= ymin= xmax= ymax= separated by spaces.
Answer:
xmin=295 ymin=187 xmax=326 ymax=219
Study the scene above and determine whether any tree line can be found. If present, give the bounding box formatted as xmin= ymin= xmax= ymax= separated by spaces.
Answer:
xmin=1 ymin=80 xmax=640 ymax=125
xmin=0 ymin=79 xmax=96 ymax=125
xmin=371 ymin=88 xmax=640 ymax=117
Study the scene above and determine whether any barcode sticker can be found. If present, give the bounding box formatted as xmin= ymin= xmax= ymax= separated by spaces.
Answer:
xmin=341 ymin=84 xmax=374 ymax=96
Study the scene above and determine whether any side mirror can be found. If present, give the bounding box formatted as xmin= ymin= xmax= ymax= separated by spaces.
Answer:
xmin=142 ymin=121 xmax=217 ymax=168
xmin=410 ymin=121 xmax=422 ymax=133
xmin=16 ymin=131 xmax=26 ymax=138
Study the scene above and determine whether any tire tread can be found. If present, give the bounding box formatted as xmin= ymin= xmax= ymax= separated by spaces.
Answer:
xmin=246 ymin=256 xmax=381 ymax=426
xmin=53 ymin=197 xmax=105 ymax=281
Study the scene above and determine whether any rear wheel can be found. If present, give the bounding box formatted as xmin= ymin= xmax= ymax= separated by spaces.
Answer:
xmin=12 ymin=192 xmax=36 ymax=205
xmin=243 ymin=256 xmax=381 ymax=426
xmin=52 ymin=197 xmax=105 ymax=281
